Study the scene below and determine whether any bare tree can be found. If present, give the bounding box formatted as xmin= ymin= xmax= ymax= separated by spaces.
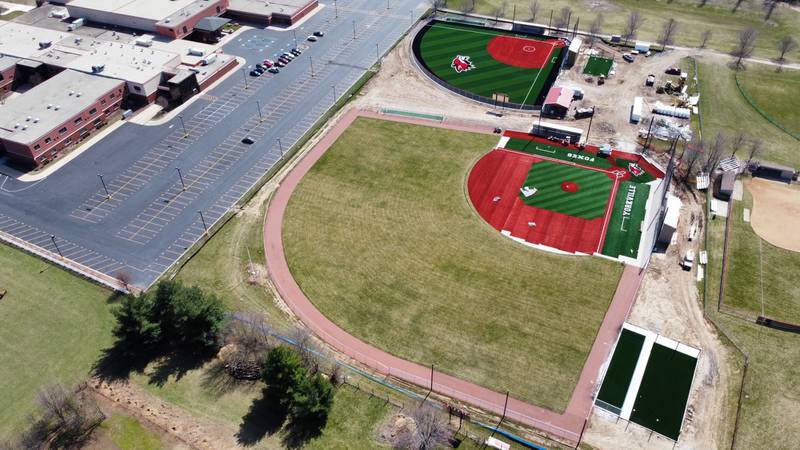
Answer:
xmin=700 ymin=29 xmax=713 ymax=48
xmin=730 ymin=131 xmax=748 ymax=157
xmin=396 ymin=406 xmax=451 ymax=450
xmin=529 ymin=0 xmax=540 ymax=22
xmin=622 ymin=10 xmax=645 ymax=45
xmin=658 ymin=18 xmax=679 ymax=50
xmin=732 ymin=27 xmax=759 ymax=68
xmin=588 ymin=15 xmax=603 ymax=48
xmin=292 ymin=327 xmax=324 ymax=374
xmin=221 ymin=315 xmax=275 ymax=379
xmin=492 ymin=2 xmax=508 ymax=23
xmin=22 ymin=384 xmax=105 ymax=449
xmin=732 ymin=0 xmax=747 ymax=12
xmin=763 ymin=0 xmax=780 ymax=21
xmin=777 ymin=36 xmax=798 ymax=67
xmin=682 ymin=148 xmax=703 ymax=181
xmin=553 ymin=6 xmax=572 ymax=30
xmin=705 ymin=132 xmax=727 ymax=173
xmin=746 ymin=138 xmax=764 ymax=166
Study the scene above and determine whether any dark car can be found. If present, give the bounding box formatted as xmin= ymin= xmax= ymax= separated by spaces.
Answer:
xmin=268 ymin=67 xmax=279 ymax=74
xmin=313 ymin=31 xmax=324 ymax=37
xmin=275 ymin=61 xmax=285 ymax=67
xmin=291 ymin=48 xmax=302 ymax=56
xmin=249 ymin=69 xmax=262 ymax=76
xmin=278 ymin=57 xmax=290 ymax=64
xmin=255 ymin=63 xmax=267 ymax=71
xmin=623 ymin=54 xmax=635 ymax=63
xmin=242 ymin=136 xmax=255 ymax=144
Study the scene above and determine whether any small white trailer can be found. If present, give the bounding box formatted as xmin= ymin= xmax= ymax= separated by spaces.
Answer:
xmin=631 ymin=96 xmax=643 ymax=123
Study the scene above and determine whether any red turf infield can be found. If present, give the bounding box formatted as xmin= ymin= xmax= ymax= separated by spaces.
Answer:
xmin=487 ymin=35 xmax=565 ymax=69
xmin=467 ymin=149 xmax=607 ymax=255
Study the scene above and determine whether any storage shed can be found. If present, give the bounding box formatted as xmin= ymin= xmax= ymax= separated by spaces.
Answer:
xmin=631 ymin=96 xmax=643 ymax=123
xmin=635 ymin=41 xmax=651 ymax=53
xmin=566 ymin=37 xmax=582 ymax=68
xmin=714 ymin=171 xmax=736 ymax=200
xmin=541 ymin=87 xmax=574 ymax=119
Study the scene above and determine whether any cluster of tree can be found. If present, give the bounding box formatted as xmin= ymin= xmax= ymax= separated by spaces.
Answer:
xmin=262 ymin=346 xmax=335 ymax=422
xmin=681 ymin=131 xmax=764 ymax=181
xmin=113 ymin=280 xmax=226 ymax=356
xmin=1 ymin=384 xmax=105 ymax=450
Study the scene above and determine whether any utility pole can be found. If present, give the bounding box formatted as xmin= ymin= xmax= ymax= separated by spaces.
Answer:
xmin=242 ymin=67 xmax=248 ymax=89
xmin=309 ymin=56 xmax=314 ymax=77
xmin=334 ymin=0 xmax=338 ymax=18
xmin=332 ymin=85 xmax=337 ymax=104
xmin=98 ymin=174 xmax=110 ymax=199
xmin=277 ymin=138 xmax=283 ymax=157
xmin=256 ymin=100 xmax=263 ymax=122
xmin=352 ymin=20 xmax=356 ymax=40
xmin=376 ymin=43 xmax=379 ymax=61
xmin=585 ymin=107 xmax=596 ymax=145
xmin=198 ymin=210 xmax=208 ymax=235
xmin=50 ymin=235 xmax=63 ymax=260
xmin=292 ymin=29 xmax=297 ymax=48
xmin=175 ymin=167 xmax=186 ymax=191
xmin=178 ymin=115 xmax=188 ymax=138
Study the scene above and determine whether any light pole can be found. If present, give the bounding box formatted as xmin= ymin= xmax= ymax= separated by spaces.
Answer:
xmin=50 ymin=234 xmax=63 ymax=260
xmin=334 ymin=0 xmax=338 ymax=18
xmin=309 ymin=56 xmax=314 ymax=77
xmin=332 ymin=85 xmax=337 ymax=104
xmin=376 ymin=43 xmax=379 ymax=61
xmin=198 ymin=210 xmax=208 ymax=235
xmin=242 ymin=67 xmax=249 ymax=89
xmin=256 ymin=100 xmax=264 ymax=122
xmin=277 ymin=138 xmax=283 ymax=157
xmin=98 ymin=174 xmax=110 ymax=199
xmin=178 ymin=115 xmax=188 ymax=138
xmin=175 ymin=167 xmax=186 ymax=191
xmin=292 ymin=29 xmax=297 ymax=48
xmin=352 ymin=20 xmax=356 ymax=40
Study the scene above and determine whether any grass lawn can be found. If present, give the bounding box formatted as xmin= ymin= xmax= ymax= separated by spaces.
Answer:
xmin=695 ymin=60 xmax=799 ymax=168
xmin=447 ymin=0 xmax=800 ymax=62
xmin=283 ymin=118 xmax=622 ymax=412
xmin=724 ymin=177 xmax=800 ymax=323
xmin=703 ymin=192 xmax=800 ymax=447
xmin=737 ymin=65 xmax=800 ymax=134
xmin=416 ymin=21 xmax=562 ymax=107
xmin=99 ymin=414 xmax=165 ymax=450
xmin=0 ymin=243 xmax=116 ymax=438
xmin=0 ymin=10 xmax=24 ymax=21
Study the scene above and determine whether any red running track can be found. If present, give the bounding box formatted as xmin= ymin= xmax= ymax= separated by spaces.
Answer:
xmin=263 ymin=108 xmax=646 ymax=445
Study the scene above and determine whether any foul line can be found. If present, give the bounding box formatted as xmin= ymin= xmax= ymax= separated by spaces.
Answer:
xmin=596 ymin=177 xmax=622 ymax=254
xmin=519 ymin=40 xmax=558 ymax=107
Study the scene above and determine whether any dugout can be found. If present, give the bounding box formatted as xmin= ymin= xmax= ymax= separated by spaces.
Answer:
xmin=713 ymin=171 xmax=736 ymax=200
xmin=751 ymin=162 xmax=796 ymax=183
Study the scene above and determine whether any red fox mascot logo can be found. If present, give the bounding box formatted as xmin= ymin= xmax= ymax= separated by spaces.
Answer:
xmin=451 ymin=55 xmax=474 ymax=73
xmin=628 ymin=162 xmax=644 ymax=177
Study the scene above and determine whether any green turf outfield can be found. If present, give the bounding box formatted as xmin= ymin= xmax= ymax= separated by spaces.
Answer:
xmin=416 ymin=21 xmax=562 ymax=107
xmin=283 ymin=118 xmax=622 ymax=412
xmin=504 ymin=138 xmax=656 ymax=184
xmin=583 ymin=56 xmax=614 ymax=77
xmin=630 ymin=343 xmax=697 ymax=440
xmin=602 ymin=181 xmax=651 ymax=259
xmin=520 ymin=161 xmax=612 ymax=220
xmin=597 ymin=329 xmax=645 ymax=413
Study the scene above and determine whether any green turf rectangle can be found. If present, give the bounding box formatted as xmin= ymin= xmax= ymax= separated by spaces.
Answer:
xmin=597 ymin=329 xmax=646 ymax=411
xmin=505 ymin=138 xmax=614 ymax=170
xmin=601 ymin=181 xmax=651 ymax=259
xmin=630 ymin=343 xmax=698 ymax=440
xmin=583 ymin=56 xmax=614 ymax=77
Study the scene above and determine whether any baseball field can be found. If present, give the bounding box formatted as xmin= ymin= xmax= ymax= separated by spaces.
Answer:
xmin=282 ymin=117 xmax=622 ymax=411
xmin=414 ymin=20 xmax=565 ymax=108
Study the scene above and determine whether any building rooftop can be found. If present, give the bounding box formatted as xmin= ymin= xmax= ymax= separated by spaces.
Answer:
xmin=64 ymin=0 xmax=199 ymax=22
xmin=228 ymin=0 xmax=314 ymax=17
xmin=56 ymin=36 xmax=180 ymax=84
xmin=0 ymin=54 xmax=20 ymax=72
xmin=0 ymin=22 xmax=71 ymax=61
xmin=544 ymin=87 xmax=574 ymax=108
xmin=0 ymin=69 xmax=123 ymax=144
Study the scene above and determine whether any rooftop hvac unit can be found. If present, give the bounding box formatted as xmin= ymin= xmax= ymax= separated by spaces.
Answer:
xmin=39 ymin=41 xmax=52 ymax=49
xmin=188 ymin=48 xmax=205 ymax=57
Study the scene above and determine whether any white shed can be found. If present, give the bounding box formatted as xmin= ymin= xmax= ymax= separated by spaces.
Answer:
xmin=631 ymin=96 xmax=643 ymax=123
xmin=634 ymin=41 xmax=651 ymax=53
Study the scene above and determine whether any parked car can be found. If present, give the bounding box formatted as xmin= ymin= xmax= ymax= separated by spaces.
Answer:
xmin=275 ymin=61 xmax=285 ymax=67
xmin=268 ymin=67 xmax=280 ymax=74
xmin=241 ymin=136 xmax=255 ymax=144
xmin=291 ymin=48 xmax=302 ymax=56
xmin=263 ymin=59 xmax=274 ymax=67
xmin=307 ymin=35 xmax=318 ymax=42
xmin=278 ymin=57 xmax=290 ymax=65
xmin=313 ymin=31 xmax=324 ymax=37
xmin=281 ymin=52 xmax=295 ymax=60
xmin=250 ymin=69 xmax=262 ymax=76
xmin=255 ymin=63 xmax=267 ymax=71
xmin=623 ymin=54 xmax=635 ymax=63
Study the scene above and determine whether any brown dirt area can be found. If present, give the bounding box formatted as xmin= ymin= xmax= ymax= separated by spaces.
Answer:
xmin=746 ymin=177 xmax=800 ymax=253
xmin=582 ymin=188 xmax=739 ymax=449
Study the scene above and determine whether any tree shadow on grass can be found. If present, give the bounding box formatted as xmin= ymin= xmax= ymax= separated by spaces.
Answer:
xmin=236 ymin=387 xmax=287 ymax=446
xmin=92 ymin=342 xmax=216 ymax=387
xmin=282 ymin=413 xmax=328 ymax=449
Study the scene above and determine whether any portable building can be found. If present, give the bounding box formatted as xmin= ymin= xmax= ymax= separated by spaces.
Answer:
xmin=631 ymin=96 xmax=643 ymax=123
xmin=653 ymin=102 xmax=690 ymax=119
xmin=634 ymin=41 xmax=651 ymax=53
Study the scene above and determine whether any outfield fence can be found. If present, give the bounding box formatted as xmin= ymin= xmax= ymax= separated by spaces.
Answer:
xmin=734 ymin=71 xmax=800 ymax=142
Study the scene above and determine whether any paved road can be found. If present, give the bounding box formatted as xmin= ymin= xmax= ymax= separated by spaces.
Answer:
xmin=0 ymin=0 xmax=427 ymax=288
xmin=263 ymin=108 xmax=649 ymax=443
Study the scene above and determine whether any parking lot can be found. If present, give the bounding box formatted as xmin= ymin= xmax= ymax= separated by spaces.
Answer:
xmin=0 ymin=0 xmax=426 ymax=288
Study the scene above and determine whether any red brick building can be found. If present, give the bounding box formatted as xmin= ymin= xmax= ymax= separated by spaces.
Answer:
xmin=0 ymin=70 xmax=124 ymax=168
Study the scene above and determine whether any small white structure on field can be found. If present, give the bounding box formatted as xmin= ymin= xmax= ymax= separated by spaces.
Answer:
xmin=657 ymin=194 xmax=683 ymax=247
xmin=631 ymin=96 xmax=643 ymax=123
xmin=635 ymin=41 xmax=651 ymax=53
xmin=566 ymin=37 xmax=582 ymax=68
xmin=653 ymin=102 xmax=690 ymax=119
